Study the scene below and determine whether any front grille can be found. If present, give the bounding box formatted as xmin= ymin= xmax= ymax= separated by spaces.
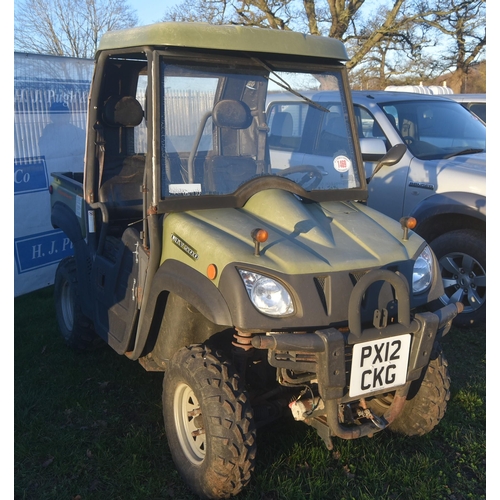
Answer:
xmin=349 ymin=269 xmax=369 ymax=285
xmin=314 ymin=275 xmax=328 ymax=314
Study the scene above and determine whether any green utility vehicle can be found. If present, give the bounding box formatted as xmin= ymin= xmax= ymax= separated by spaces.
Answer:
xmin=50 ymin=22 xmax=462 ymax=499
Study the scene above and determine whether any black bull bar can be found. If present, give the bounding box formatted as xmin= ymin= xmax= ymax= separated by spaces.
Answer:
xmin=251 ymin=269 xmax=462 ymax=442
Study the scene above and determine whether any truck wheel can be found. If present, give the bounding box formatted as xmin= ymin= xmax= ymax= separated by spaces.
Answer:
xmin=163 ymin=344 xmax=256 ymax=499
xmin=368 ymin=344 xmax=450 ymax=436
xmin=54 ymin=257 xmax=99 ymax=350
xmin=430 ymin=229 xmax=486 ymax=328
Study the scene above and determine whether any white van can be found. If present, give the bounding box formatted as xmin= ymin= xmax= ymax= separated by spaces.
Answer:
xmin=445 ymin=93 xmax=486 ymax=123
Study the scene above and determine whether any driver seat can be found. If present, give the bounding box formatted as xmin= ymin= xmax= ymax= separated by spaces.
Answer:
xmin=204 ymin=100 xmax=258 ymax=193
xmin=99 ymin=95 xmax=145 ymax=230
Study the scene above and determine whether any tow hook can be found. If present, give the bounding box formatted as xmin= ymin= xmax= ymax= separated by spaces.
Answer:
xmin=358 ymin=408 xmax=386 ymax=429
xmin=359 ymin=398 xmax=387 ymax=429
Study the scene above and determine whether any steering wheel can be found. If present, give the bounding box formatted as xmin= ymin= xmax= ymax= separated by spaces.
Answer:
xmin=277 ymin=165 xmax=324 ymax=190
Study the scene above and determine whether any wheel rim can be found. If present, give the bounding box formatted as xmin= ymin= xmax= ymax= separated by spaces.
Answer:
xmin=173 ymin=382 xmax=206 ymax=465
xmin=438 ymin=251 xmax=486 ymax=314
xmin=60 ymin=280 xmax=74 ymax=331
xmin=367 ymin=392 xmax=394 ymax=416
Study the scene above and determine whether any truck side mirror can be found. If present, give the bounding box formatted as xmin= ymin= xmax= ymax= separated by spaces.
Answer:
xmin=360 ymin=138 xmax=387 ymax=162
xmin=366 ymin=143 xmax=407 ymax=183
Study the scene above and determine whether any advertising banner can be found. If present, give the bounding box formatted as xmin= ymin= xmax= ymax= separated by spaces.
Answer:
xmin=14 ymin=53 xmax=94 ymax=296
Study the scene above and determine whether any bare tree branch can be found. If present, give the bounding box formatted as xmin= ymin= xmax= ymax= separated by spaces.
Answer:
xmin=14 ymin=0 xmax=138 ymax=58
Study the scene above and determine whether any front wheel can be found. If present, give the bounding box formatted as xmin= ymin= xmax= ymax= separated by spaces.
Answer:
xmin=430 ymin=229 xmax=486 ymax=328
xmin=368 ymin=343 xmax=450 ymax=436
xmin=163 ymin=344 xmax=256 ymax=499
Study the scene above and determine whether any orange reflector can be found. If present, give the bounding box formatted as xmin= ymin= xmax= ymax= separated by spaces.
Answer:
xmin=400 ymin=216 xmax=417 ymax=229
xmin=254 ymin=229 xmax=268 ymax=243
xmin=207 ymin=264 xmax=217 ymax=280
xmin=406 ymin=217 xmax=417 ymax=229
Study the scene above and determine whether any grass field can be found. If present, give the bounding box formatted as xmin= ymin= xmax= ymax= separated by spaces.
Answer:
xmin=14 ymin=286 xmax=486 ymax=500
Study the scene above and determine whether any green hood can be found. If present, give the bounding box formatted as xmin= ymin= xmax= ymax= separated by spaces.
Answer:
xmin=161 ymin=189 xmax=424 ymax=283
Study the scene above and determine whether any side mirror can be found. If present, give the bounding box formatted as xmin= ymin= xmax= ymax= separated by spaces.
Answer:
xmin=367 ymin=143 xmax=407 ymax=183
xmin=360 ymin=138 xmax=387 ymax=162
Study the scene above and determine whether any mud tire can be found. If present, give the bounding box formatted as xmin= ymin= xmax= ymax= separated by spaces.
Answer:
xmin=369 ymin=344 xmax=450 ymax=436
xmin=163 ymin=344 xmax=256 ymax=499
xmin=54 ymin=257 xmax=99 ymax=350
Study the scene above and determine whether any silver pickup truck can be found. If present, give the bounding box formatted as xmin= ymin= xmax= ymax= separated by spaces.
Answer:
xmin=267 ymin=90 xmax=486 ymax=328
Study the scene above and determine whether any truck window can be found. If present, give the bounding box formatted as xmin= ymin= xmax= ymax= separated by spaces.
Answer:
xmin=354 ymin=105 xmax=391 ymax=150
xmin=160 ymin=60 xmax=362 ymax=197
xmin=267 ymin=103 xmax=308 ymax=151
xmin=380 ymin=100 xmax=486 ymax=158
xmin=267 ymin=100 xmax=355 ymax=157
xmin=468 ymin=103 xmax=486 ymax=122
xmin=162 ymin=74 xmax=218 ymax=154
xmin=314 ymin=104 xmax=349 ymax=156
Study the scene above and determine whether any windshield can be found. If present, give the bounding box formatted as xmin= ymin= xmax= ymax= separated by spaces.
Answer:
xmin=379 ymin=99 xmax=486 ymax=160
xmin=159 ymin=56 xmax=361 ymax=200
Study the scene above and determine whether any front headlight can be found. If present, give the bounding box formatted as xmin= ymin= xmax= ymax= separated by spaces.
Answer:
xmin=413 ymin=245 xmax=434 ymax=294
xmin=238 ymin=269 xmax=294 ymax=317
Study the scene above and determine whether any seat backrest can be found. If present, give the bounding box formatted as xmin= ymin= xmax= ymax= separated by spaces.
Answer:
xmin=212 ymin=99 xmax=253 ymax=129
xmin=103 ymin=95 xmax=144 ymax=127
xmin=387 ymin=114 xmax=397 ymax=130
xmin=99 ymin=155 xmax=146 ymax=220
xmin=323 ymin=113 xmax=345 ymax=135
xmin=204 ymin=99 xmax=258 ymax=192
xmin=98 ymin=95 xmax=145 ymax=227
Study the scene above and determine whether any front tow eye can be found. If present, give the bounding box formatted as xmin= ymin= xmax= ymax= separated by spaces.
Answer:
xmin=251 ymin=228 xmax=268 ymax=256
xmin=359 ymin=398 xmax=386 ymax=429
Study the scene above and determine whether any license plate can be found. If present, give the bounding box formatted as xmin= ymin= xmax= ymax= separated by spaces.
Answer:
xmin=349 ymin=334 xmax=411 ymax=398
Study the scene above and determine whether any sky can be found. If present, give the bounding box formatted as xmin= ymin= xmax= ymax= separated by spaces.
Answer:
xmin=12 ymin=0 xmax=181 ymax=28
xmin=129 ymin=0 xmax=182 ymax=26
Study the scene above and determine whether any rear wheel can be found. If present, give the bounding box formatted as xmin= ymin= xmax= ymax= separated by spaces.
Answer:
xmin=368 ymin=344 xmax=450 ymax=436
xmin=54 ymin=257 xmax=99 ymax=350
xmin=163 ymin=344 xmax=256 ymax=499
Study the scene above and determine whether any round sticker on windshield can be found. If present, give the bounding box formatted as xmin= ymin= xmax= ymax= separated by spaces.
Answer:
xmin=333 ymin=155 xmax=352 ymax=173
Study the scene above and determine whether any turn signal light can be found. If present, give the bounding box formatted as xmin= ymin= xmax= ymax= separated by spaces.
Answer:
xmin=400 ymin=216 xmax=417 ymax=229
xmin=251 ymin=228 xmax=268 ymax=256
xmin=400 ymin=216 xmax=417 ymax=240
xmin=252 ymin=229 xmax=268 ymax=243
